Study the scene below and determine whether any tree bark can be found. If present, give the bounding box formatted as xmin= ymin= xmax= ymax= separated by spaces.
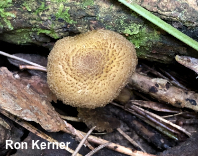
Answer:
xmin=0 ymin=0 xmax=198 ymax=63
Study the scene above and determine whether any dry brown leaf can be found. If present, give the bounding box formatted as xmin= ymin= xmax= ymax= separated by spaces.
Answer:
xmin=0 ymin=67 xmax=65 ymax=132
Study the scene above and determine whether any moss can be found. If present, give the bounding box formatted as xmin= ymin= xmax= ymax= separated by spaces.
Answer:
xmin=82 ymin=0 xmax=94 ymax=7
xmin=21 ymin=0 xmax=48 ymax=15
xmin=50 ymin=0 xmax=68 ymax=2
xmin=109 ymin=4 xmax=113 ymax=11
xmin=22 ymin=1 xmax=32 ymax=11
xmin=33 ymin=28 xmax=59 ymax=39
xmin=0 ymin=0 xmax=15 ymax=30
xmin=0 ymin=29 xmax=34 ymax=44
xmin=126 ymin=26 xmax=160 ymax=58
xmin=106 ymin=16 xmax=160 ymax=59
xmin=126 ymin=26 xmax=159 ymax=48
xmin=55 ymin=3 xmax=75 ymax=24
xmin=35 ymin=2 xmax=48 ymax=14
xmin=123 ymin=23 xmax=141 ymax=36
xmin=0 ymin=27 xmax=60 ymax=45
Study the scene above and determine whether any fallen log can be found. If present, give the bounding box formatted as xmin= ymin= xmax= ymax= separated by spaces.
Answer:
xmin=0 ymin=0 xmax=198 ymax=63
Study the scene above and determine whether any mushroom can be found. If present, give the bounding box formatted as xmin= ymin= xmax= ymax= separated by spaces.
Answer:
xmin=47 ymin=29 xmax=137 ymax=108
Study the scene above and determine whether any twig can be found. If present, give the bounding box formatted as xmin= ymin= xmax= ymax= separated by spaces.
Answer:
xmin=72 ymin=126 xmax=96 ymax=156
xmin=135 ymin=114 xmax=179 ymax=140
xmin=19 ymin=65 xmax=47 ymax=72
xmin=61 ymin=115 xmax=82 ymax=122
xmin=112 ymin=102 xmax=179 ymax=140
xmin=131 ymin=72 xmax=198 ymax=112
xmin=78 ymin=129 xmax=155 ymax=156
xmin=0 ymin=51 xmax=46 ymax=68
xmin=117 ymin=128 xmax=146 ymax=152
xmin=85 ymin=142 xmax=111 ymax=156
xmin=130 ymin=106 xmax=179 ymax=134
xmin=142 ymin=64 xmax=167 ymax=79
xmin=0 ymin=117 xmax=11 ymax=130
xmin=131 ymin=105 xmax=191 ymax=137
xmin=162 ymin=112 xmax=184 ymax=118
xmin=158 ymin=68 xmax=187 ymax=90
xmin=62 ymin=121 xmax=94 ymax=150
xmin=129 ymin=100 xmax=180 ymax=113
xmin=118 ymin=0 xmax=198 ymax=51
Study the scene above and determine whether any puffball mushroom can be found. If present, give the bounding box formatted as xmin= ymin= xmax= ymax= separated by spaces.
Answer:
xmin=47 ymin=29 xmax=137 ymax=108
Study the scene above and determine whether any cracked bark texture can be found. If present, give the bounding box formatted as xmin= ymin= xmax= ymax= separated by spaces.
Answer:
xmin=0 ymin=0 xmax=198 ymax=63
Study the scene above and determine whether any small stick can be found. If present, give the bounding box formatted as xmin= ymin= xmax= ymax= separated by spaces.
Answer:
xmin=111 ymin=102 xmax=179 ymax=140
xmin=162 ymin=112 xmax=184 ymax=118
xmin=85 ymin=142 xmax=111 ymax=156
xmin=159 ymin=68 xmax=187 ymax=90
xmin=79 ymin=130 xmax=155 ymax=156
xmin=72 ymin=126 xmax=96 ymax=156
xmin=129 ymin=100 xmax=180 ymax=113
xmin=61 ymin=115 xmax=82 ymax=122
xmin=132 ymin=105 xmax=191 ymax=137
xmin=117 ymin=128 xmax=146 ymax=152
xmin=130 ymin=105 xmax=180 ymax=134
xmin=19 ymin=65 xmax=47 ymax=72
xmin=63 ymin=121 xmax=94 ymax=150
xmin=131 ymin=72 xmax=198 ymax=112
xmin=0 ymin=51 xmax=46 ymax=68
xmin=134 ymin=113 xmax=179 ymax=140
xmin=142 ymin=64 xmax=167 ymax=79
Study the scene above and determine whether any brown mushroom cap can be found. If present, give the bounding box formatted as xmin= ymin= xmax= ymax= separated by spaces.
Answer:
xmin=47 ymin=29 xmax=137 ymax=108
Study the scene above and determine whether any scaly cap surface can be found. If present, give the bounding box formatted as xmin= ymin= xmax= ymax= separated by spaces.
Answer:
xmin=47 ymin=30 xmax=137 ymax=108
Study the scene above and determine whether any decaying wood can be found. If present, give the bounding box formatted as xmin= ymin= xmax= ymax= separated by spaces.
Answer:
xmin=175 ymin=55 xmax=198 ymax=74
xmin=0 ymin=67 xmax=65 ymax=132
xmin=130 ymin=72 xmax=198 ymax=112
xmin=1 ymin=0 xmax=198 ymax=63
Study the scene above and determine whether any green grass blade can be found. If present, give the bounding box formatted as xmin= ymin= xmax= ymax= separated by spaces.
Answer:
xmin=118 ymin=0 xmax=198 ymax=51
